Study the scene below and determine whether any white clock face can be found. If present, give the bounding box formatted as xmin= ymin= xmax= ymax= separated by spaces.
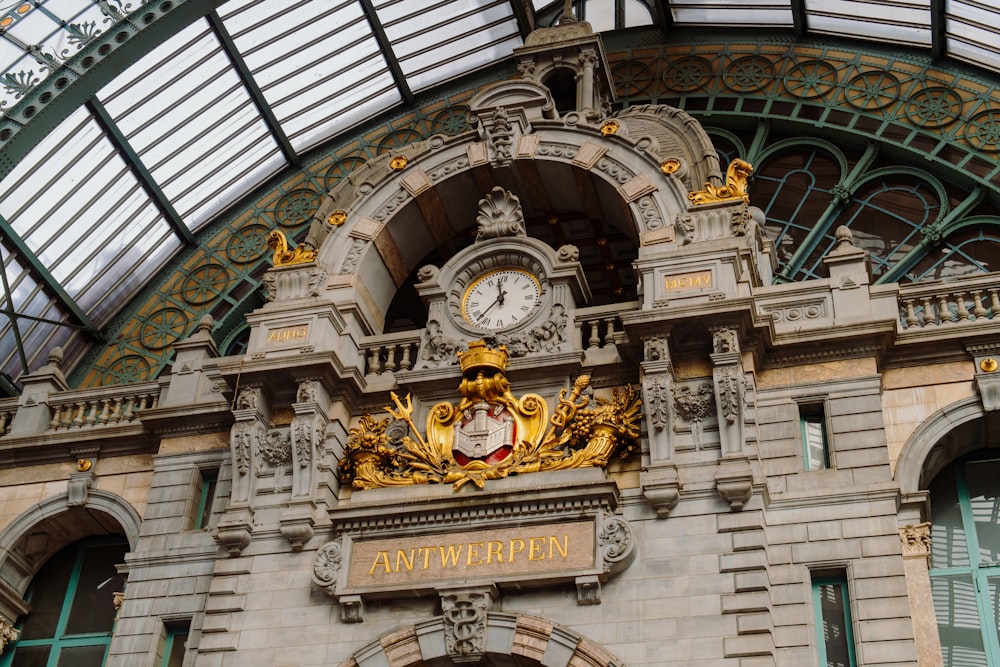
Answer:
xmin=461 ymin=268 xmax=542 ymax=330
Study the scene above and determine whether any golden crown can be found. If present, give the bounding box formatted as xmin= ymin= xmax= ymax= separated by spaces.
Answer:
xmin=458 ymin=341 xmax=509 ymax=374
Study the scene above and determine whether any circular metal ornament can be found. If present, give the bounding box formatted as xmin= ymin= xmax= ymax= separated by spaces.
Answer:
xmin=981 ymin=358 xmax=999 ymax=373
xmin=843 ymin=71 xmax=900 ymax=111
xmin=782 ymin=59 xmax=838 ymax=99
xmin=905 ymin=87 xmax=962 ymax=128
xmin=723 ymin=55 xmax=774 ymax=93
xmin=662 ymin=55 xmax=712 ymax=92
xmin=273 ymin=188 xmax=321 ymax=227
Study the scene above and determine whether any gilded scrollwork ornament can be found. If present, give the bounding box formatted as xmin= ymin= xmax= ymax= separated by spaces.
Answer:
xmin=688 ymin=158 xmax=753 ymax=206
xmin=339 ymin=341 xmax=642 ymax=491
xmin=266 ymin=229 xmax=318 ymax=266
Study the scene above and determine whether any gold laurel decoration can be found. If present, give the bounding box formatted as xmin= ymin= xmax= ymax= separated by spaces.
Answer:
xmin=389 ymin=155 xmax=408 ymax=171
xmin=688 ymin=158 xmax=754 ymax=206
xmin=328 ymin=210 xmax=347 ymax=226
xmin=981 ymin=358 xmax=998 ymax=372
xmin=338 ymin=342 xmax=642 ymax=491
xmin=266 ymin=229 xmax=318 ymax=266
xmin=600 ymin=120 xmax=620 ymax=136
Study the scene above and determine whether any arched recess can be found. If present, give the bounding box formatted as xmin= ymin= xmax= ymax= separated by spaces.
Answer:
xmin=894 ymin=397 xmax=1000 ymax=497
xmin=0 ymin=490 xmax=140 ymax=624
xmin=339 ymin=612 xmax=626 ymax=667
xmin=315 ymin=125 xmax=690 ymax=335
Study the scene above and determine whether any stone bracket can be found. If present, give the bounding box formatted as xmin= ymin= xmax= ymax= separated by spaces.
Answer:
xmin=641 ymin=464 xmax=681 ymax=518
xmin=715 ymin=458 xmax=753 ymax=511
xmin=575 ymin=575 xmax=601 ymax=605
xmin=214 ymin=507 xmax=254 ymax=557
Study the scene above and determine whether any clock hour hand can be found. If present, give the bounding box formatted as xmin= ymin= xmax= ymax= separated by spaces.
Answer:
xmin=480 ymin=293 xmax=502 ymax=318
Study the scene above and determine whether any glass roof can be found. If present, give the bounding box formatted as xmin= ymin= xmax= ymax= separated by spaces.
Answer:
xmin=0 ymin=0 xmax=999 ymax=387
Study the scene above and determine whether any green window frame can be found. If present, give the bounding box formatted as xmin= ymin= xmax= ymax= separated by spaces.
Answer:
xmin=800 ymin=403 xmax=830 ymax=471
xmin=160 ymin=624 xmax=189 ymax=667
xmin=929 ymin=451 xmax=1000 ymax=666
xmin=194 ymin=469 xmax=218 ymax=530
xmin=1 ymin=536 xmax=128 ymax=667
xmin=812 ymin=576 xmax=858 ymax=667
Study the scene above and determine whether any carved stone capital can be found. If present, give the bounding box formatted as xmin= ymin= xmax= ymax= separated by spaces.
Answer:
xmin=900 ymin=522 xmax=932 ymax=565
xmin=0 ymin=617 xmax=18 ymax=653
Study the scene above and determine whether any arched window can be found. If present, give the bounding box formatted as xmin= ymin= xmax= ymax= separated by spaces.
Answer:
xmin=2 ymin=537 xmax=128 ymax=667
xmin=930 ymin=451 xmax=1000 ymax=666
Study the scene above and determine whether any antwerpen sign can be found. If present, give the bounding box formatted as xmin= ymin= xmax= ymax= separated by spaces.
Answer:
xmin=311 ymin=517 xmax=624 ymax=599
xmin=349 ymin=521 xmax=595 ymax=588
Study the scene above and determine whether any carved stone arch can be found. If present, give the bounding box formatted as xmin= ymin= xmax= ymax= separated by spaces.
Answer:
xmin=894 ymin=396 xmax=998 ymax=496
xmin=339 ymin=612 xmax=626 ymax=667
xmin=316 ymin=119 xmax=692 ymax=334
xmin=0 ymin=490 xmax=140 ymax=623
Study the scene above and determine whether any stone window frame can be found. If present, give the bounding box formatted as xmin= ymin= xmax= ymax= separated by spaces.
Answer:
xmin=795 ymin=395 xmax=836 ymax=472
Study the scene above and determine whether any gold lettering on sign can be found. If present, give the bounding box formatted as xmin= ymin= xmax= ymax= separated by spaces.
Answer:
xmin=664 ymin=270 xmax=713 ymax=292
xmin=347 ymin=521 xmax=595 ymax=588
xmin=266 ymin=326 xmax=308 ymax=345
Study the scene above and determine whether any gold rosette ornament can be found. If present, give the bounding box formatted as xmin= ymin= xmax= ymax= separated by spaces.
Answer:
xmin=339 ymin=341 xmax=642 ymax=491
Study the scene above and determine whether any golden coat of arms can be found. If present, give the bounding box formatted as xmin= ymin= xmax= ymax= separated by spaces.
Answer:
xmin=339 ymin=341 xmax=642 ymax=491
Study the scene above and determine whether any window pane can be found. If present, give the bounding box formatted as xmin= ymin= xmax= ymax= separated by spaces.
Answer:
xmin=817 ymin=582 xmax=853 ymax=666
xmin=965 ymin=459 xmax=1000 ymax=565
xmin=9 ymin=645 xmax=51 ymax=667
xmin=19 ymin=548 xmax=74 ymax=640
xmin=55 ymin=644 xmax=107 ymax=667
xmin=931 ymin=466 xmax=971 ymax=568
xmin=63 ymin=543 xmax=128 ymax=635
xmin=164 ymin=630 xmax=189 ymax=667
xmin=932 ymin=574 xmax=988 ymax=666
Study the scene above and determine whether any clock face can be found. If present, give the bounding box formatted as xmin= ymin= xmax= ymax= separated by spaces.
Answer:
xmin=461 ymin=268 xmax=542 ymax=330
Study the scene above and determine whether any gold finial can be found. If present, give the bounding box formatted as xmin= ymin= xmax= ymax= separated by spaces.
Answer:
xmin=688 ymin=158 xmax=754 ymax=206
xmin=600 ymin=120 xmax=619 ymax=136
xmin=660 ymin=158 xmax=681 ymax=175
xmin=327 ymin=210 xmax=347 ymax=226
xmin=389 ymin=155 xmax=408 ymax=171
xmin=982 ymin=358 xmax=998 ymax=373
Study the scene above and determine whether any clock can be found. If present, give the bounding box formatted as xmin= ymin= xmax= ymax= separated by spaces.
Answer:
xmin=461 ymin=268 xmax=541 ymax=330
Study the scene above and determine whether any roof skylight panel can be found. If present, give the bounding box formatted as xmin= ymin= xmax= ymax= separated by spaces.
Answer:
xmin=947 ymin=1 xmax=1000 ymax=71
xmin=806 ymin=0 xmax=931 ymax=46
xmin=668 ymin=1 xmax=794 ymax=26
xmin=378 ymin=0 xmax=522 ymax=92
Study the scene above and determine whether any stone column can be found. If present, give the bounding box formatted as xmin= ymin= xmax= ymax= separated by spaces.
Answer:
xmin=640 ymin=334 xmax=682 ymax=518
xmin=899 ymin=523 xmax=943 ymax=667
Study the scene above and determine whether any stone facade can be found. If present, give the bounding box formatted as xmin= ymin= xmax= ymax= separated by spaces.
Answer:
xmin=0 ymin=18 xmax=996 ymax=667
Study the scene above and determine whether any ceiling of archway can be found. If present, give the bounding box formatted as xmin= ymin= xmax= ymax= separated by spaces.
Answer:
xmin=1 ymin=0 xmax=1000 ymax=389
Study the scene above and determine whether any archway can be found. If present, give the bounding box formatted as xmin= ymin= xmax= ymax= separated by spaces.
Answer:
xmin=339 ymin=612 xmax=625 ymax=667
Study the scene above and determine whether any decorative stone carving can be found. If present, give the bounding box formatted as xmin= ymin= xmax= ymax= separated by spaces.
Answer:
xmin=262 ymin=272 xmax=276 ymax=301
xmin=236 ymin=386 xmax=262 ymax=411
xmin=421 ymin=320 xmax=463 ymax=366
xmin=673 ymin=382 xmax=714 ymax=448
xmin=715 ymin=459 xmax=753 ymax=511
xmin=441 ymin=589 xmax=493 ymax=663
xmin=493 ymin=304 xmax=568 ymax=357
xmin=646 ymin=376 xmax=669 ymax=432
xmin=312 ymin=540 xmax=343 ymax=594
xmin=599 ymin=515 xmax=634 ymax=573
xmin=231 ymin=422 xmax=256 ymax=477
xmin=716 ymin=367 xmax=741 ymax=426
xmin=307 ymin=266 xmax=326 ymax=297
xmin=900 ymin=523 xmax=932 ymax=565
xmin=556 ymin=244 xmax=579 ymax=262
xmin=0 ymin=617 xmax=19 ymax=652
xmin=339 ymin=238 xmax=367 ymax=273
xmin=676 ymin=212 xmax=696 ymax=244
xmin=643 ymin=466 xmax=681 ymax=518
xmin=296 ymin=380 xmax=320 ymax=404
xmin=644 ymin=336 xmax=668 ymax=362
xmin=475 ymin=186 xmax=525 ymax=240
xmin=484 ymin=107 xmax=514 ymax=167
xmin=259 ymin=429 xmax=291 ymax=469
xmin=712 ymin=326 xmax=739 ymax=355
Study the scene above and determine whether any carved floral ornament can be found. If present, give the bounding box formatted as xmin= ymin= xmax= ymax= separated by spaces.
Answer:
xmin=339 ymin=341 xmax=642 ymax=491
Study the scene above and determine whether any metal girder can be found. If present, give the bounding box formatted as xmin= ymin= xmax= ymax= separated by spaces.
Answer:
xmin=86 ymin=98 xmax=197 ymax=247
xmin=207 ymin=12 xmax=301 ymax=169
xmin=508 ymin=0 xmax=536 ymax=39
xmin=790 ymin=0 xmax=807 ymax=38
xmin=0 ymin=215 xmax=100 ymax=337
xmin=357 ymin=0 xmax=416 ymax=106
xmin=655 ymin=0 xmax=674 ymax=32
xmin=930 ymin=0 xmax=947 ymax=60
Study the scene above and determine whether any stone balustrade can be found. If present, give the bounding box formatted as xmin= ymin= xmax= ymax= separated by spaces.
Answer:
xmin=45 ymin=383 xmax=161 ymax=432
xmin=577 ymin=301 xmax=637 ymax=350
xmin=359 ymin=331 xmax=422 ymax=376
xmin=898 ymin=277 xmax=999 ymax=329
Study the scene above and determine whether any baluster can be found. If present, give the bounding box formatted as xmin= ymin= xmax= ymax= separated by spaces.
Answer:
xmin=71 ymin=402 xmax=86 ymax=428
xmin=400 ymin=343 xmax=413 ymax=371
xmin=603 ymin=318 xmax=616 ymax=346
xmin=97 ymin=399 xmax=111 ymax=426
xmin=150 ymin=394 xmax=159 ymax=410
xmin=60 ymin=405 xmax=74 ymax=429
xmin=971 ymin=290 xmax=987 ymax=319
xmin=921 ymin=297 xmax=936 ymax=326
xmin=989 ymin=289 xmax=1000 ymax=318
xmin=936 ymin=295 xmax=953 ymax=323
xmin=109 ymin=397 xmax=123 ymax=425
xmin=367 ymin=348 xmax=381 ymax=375
xmin=84 ymin=400 xmax=98 ymax=426
xmin=122 ymin=397 xmax=136 ymax=422
xmin=955 ymin=293 xmax=970 ymax=321
xmin=588 ymin=320 xmax=601 ymax=348
xmin=137 ymin=394 xmax=149 ymax=415
xmin=50 ymin=404 xmax=63 ymax=431
xmin=0 ymin=411 xmax=9 ymax=434
xmin=384 ymin=345 xmax=397 ymax=373
xmin=903 ymin=299 xmax=918 ymax=328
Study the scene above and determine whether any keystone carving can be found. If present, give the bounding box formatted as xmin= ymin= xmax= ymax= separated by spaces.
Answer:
xmin=441 ymin=588 xmax=494 ymax=663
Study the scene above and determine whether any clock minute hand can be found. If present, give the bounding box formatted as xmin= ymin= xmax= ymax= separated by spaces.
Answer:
xmin=480 ymin=293 xmax=502 ymax=318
